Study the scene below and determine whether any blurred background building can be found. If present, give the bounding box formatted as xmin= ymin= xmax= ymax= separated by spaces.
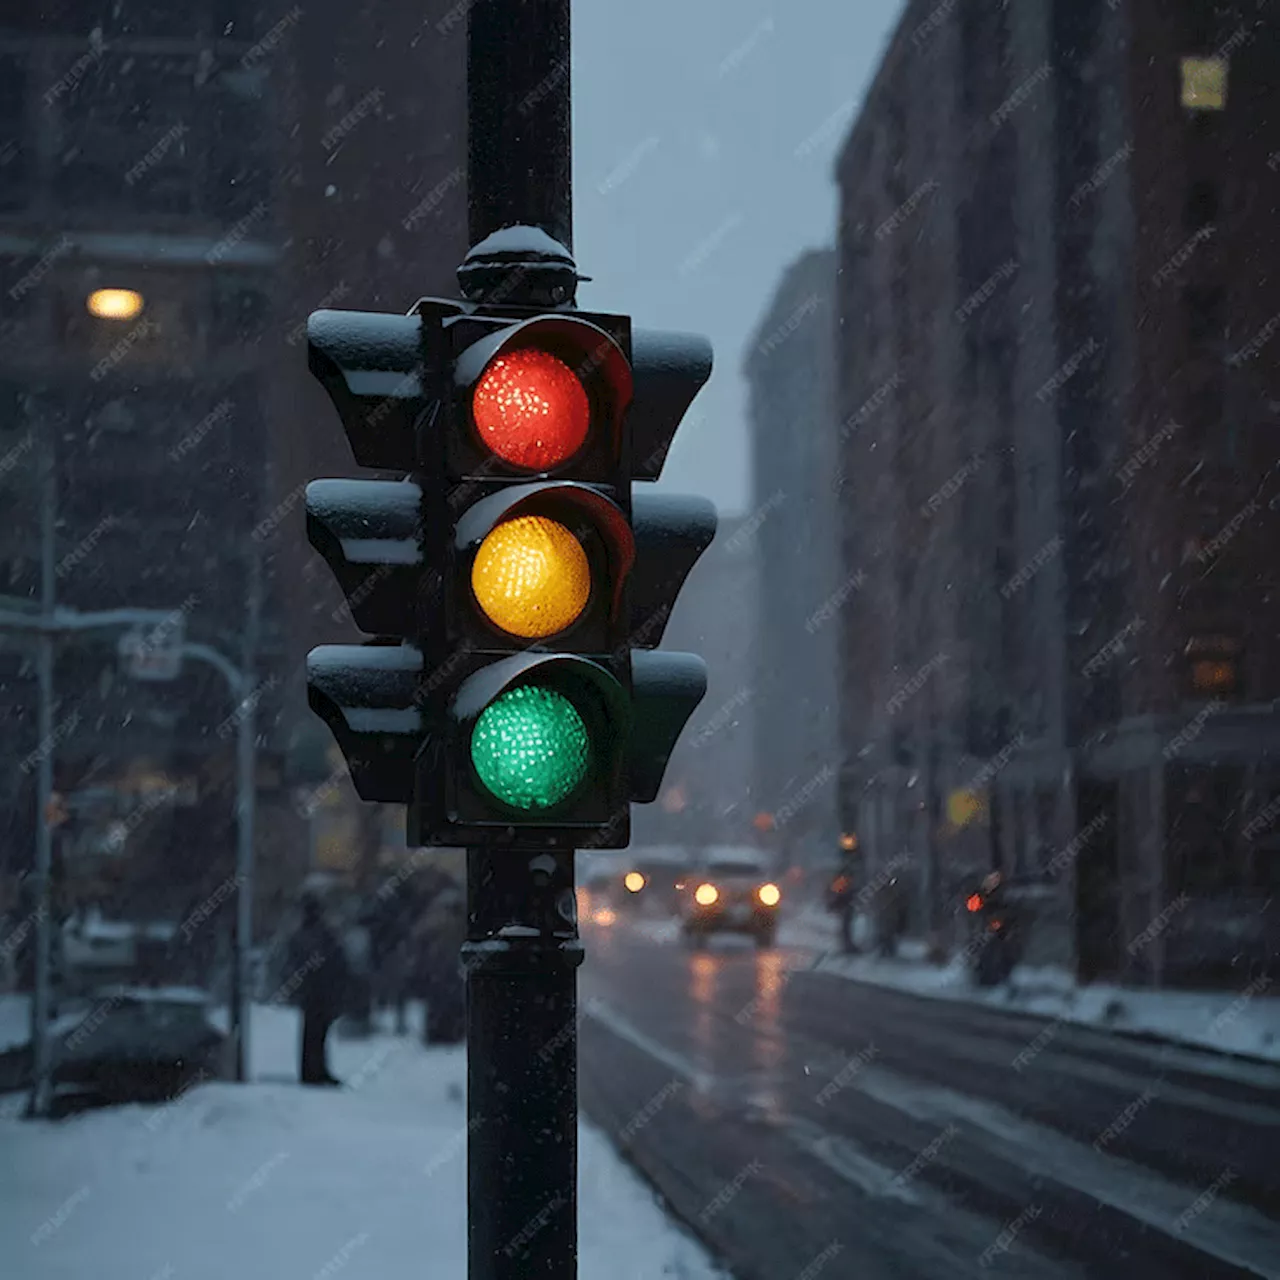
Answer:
xmin=0 ymin=0 xmax=467 ymax=950
xmin=833 ymin=0 xmax=1280 ymax=985
xmin=632 ymin=515 xmax=758 ymax=854
xmin=743 ymin=248 xmax=841 ymax=877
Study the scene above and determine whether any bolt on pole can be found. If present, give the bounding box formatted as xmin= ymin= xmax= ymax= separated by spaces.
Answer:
xmin=463 ymin=2 xmax=581 ymax=1277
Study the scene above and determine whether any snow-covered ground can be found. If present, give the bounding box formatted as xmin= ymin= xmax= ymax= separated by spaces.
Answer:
xmin=772 ymin=905 xmax=1280 ymax=1064
xmin=620 ymin=905 xmax=1279 ymax=1064
xmin=0 ymin=1001 xmax=730 ymax=1280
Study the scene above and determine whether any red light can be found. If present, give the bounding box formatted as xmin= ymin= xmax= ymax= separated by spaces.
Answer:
xmin=966 ymin=894 xmax=983 ymax=913
xmin=472 ymin=348 xmax=590 ymax=470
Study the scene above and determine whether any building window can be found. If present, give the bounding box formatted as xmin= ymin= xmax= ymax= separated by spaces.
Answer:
xmin=1181 ymin=57 xmax=1228 ymax=112
xmin=1184 ymin=635 xmax=1242 ymax=699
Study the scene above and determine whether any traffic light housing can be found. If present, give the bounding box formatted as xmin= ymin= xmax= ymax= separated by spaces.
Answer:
xmin=305 ymin=295 xmax=716 ymax=850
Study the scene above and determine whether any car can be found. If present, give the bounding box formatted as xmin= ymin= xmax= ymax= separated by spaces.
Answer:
xmin=679 ymin=849 xmax=782 ymax=949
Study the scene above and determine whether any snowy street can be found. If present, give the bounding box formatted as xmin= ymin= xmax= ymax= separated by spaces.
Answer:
xmin=579 ymin=915 xmax=1280 ymax=1280
xmin=0 ymin=1002 xmax=727 ymax=1280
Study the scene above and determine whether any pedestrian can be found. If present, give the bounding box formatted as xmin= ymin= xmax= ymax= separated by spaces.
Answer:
xmin=418 ymin=885 xmax=466 ymax=1045
xmin=825 ymin=864 xmax=857 ymax=954
xmin=286 ymin=891 xmax=349 ymax=1086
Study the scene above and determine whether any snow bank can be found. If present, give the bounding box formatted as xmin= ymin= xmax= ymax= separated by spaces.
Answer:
xmin=1 ymin=1001 xmax=728 ymax=1280
xmin=776 ymin=909 xmax=1280 ymax=1064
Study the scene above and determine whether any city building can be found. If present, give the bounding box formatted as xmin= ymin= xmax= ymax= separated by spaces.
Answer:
xmin=0 ymin=1 xmax=467 ymax=934
xmin=743 ymin=248 xmax=841 ymax=875
xmin=632 ymin=514 xmax=758 ymax=856
xmin=834 ymin=0 xmax=1280 ymax=983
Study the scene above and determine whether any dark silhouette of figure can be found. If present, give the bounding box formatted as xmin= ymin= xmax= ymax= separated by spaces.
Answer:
xmin=825 ymin=860 xmax=858 ymax=954
xmin=417 ymin=885 xmax=466 ymax=1045
xmin=287 ymin=893 xmax=349 ymax=1085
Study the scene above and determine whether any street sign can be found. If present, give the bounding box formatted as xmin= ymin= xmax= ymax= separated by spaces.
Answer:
xmin=119 ymin=626 xmax=183 ymax=681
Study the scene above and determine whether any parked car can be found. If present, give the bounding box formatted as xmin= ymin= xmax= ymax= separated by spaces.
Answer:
xmin=679 ymin=848 xmax=782 ymax=949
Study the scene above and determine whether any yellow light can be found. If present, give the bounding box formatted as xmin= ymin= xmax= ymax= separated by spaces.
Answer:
xmin=1181 ymin=56 xmax=1227 ymax=111
xmin=947 ymin=789 xmax=985 ymax=829
xmin=694 ymin=883 xmax=719 ymax=906
xmin=471 ymin=515 xmax=591 ymax=639
xmin=624 ymin=871 xmax=645 ymax=893
xmin=757 ymin=883 xmax=781 ymax=907
xmin=840 ymin=833 xmax=857 ymax=851
xmin=594 ymin=907 xmax=616 ymax=926
xmin=87 ymin=288 xmax=144 ymax=320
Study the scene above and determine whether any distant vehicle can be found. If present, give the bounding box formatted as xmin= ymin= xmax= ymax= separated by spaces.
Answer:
xmin=679 ymin=848 xmax=782 ymax=949
xmin=0 ymin=986 xmax=226 ymax=1110
xmin=616 ymin=847 xmax=694 ymax=916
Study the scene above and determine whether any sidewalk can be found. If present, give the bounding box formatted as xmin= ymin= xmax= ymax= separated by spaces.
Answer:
xmin=777 ymin=905 xmax=1280 ymax=1066
xmin=1 ymin=1001 xmax=728 ymax=1280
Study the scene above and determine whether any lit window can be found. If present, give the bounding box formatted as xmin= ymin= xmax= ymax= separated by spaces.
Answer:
xmin=1181 ymin=57 xmax=1227 ymax=111
xmin=1192 ymin=659 xmax=1236 ymax=693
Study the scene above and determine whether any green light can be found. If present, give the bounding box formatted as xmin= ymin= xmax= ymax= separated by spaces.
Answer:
xmin=470 ymin=684 xmax=591 ymax=812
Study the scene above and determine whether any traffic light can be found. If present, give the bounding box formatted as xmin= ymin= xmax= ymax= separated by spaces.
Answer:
xmin=305 ymin=297 xmax=716 ymax=849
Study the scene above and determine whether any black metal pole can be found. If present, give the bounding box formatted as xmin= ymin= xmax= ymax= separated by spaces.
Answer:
xmin=463 ymin=848 xmax=581 ymax=1280
xmin=463 ymin=7 xmax=581 ymax=1275
xmin=467 ymin=0 xmax=573 ymax=252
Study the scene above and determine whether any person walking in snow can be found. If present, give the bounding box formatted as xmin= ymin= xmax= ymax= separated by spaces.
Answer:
xmin=286 ymin=891 xmax=349 ymax=1085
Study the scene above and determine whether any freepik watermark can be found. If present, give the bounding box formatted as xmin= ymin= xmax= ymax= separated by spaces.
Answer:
xmin=839 ymin=369 xmax=902 ymax=440
xmin=1067 ymin=140 xmax=1133 ymax=212
xmin=806 ymin=570 xmax=867 ymax=634
xmin=991 ymin=63 xmax=1052 ymax=130
xmin=1151 ymin=225 xmax=1215 ymax=287
xmin=1127 ymin=894 xmax=1190 ymax=957
xmin=8 ymin=235 xmax=73 ymax=302
xmin=241 ymin=6 xmax=303 ymax=69
xmin=1035 ymin=337 xmax=1099 ymax=403
xmin=699 ymin=1160 xmax=763 ymax=1223
xmin=170 ymin=399 xmax=234 ymax=461
xmin=815 ymin=1044 xmax=878 ymax=1106
xmin=286 ymin=281 xmax=352 ymax=344
xmin=1001 ymin=537 xmax=1062 ymax=598
xmin=875 ymin=180 xmax=938 ymax=241
xmin=956 ymin=260 xmax=1019 ymax=323
xmin=619 ymin=1079 xmax=684 ymax=1141
xmin=1115 ymin=420 xmax=1180 ymax=488
xmin=321 ymin=89 xmax=385 ymax=151
xmin=979 ymin=1203 xmax=1042 ymax=1268
xmin=1082 ymin=617 xmax=1144 ymax=677
xmin=598 ymin=136 xmax=660 ymax=196
xmin=125 ymin=123 xmax=189 ymax=186
xmin=886 ymin=653 xmax=948 ymax=715
xmin=922 ymin=454 xmax=984 ymax=518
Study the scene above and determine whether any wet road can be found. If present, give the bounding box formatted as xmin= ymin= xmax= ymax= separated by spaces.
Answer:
xmin=578 ymin=922 xmax=1280 ymax=1280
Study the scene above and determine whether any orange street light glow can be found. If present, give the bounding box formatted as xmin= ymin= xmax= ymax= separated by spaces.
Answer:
xmin=87 ymin=288 xmax=144 ymax=320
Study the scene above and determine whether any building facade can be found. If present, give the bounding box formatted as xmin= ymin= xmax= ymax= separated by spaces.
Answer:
xmin=632 ymin=514 xmax=758 ymax=855
xmin=834 ymin=0 xmax=1280 ymax=984
xmin=743 ymin=249 xmax=842 ymax=874
xmin=0 ymin=1 xmax=467 ymax=934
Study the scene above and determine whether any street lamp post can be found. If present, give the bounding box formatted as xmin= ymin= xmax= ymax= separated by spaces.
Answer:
xmin=0 ymin=606 xmax=258 ymax=1111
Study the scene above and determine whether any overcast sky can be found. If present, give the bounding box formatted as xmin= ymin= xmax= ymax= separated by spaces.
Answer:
xmin=573 ymin=0 xmax=906 ymax=516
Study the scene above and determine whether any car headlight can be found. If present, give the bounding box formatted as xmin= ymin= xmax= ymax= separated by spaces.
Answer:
xmin=757 ymin=883 xmax=781 ymax=907
xmin=694 ymin=883 xmax=719 ymax=906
